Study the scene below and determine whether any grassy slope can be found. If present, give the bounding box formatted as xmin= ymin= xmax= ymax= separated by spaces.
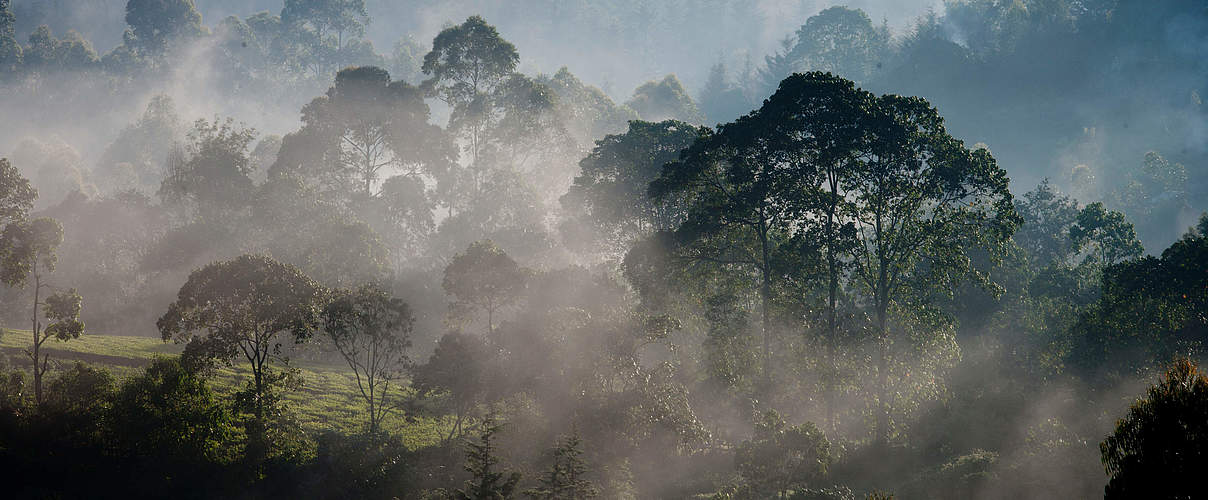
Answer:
xmin=0 ymin=328 xmax=448 ymax=450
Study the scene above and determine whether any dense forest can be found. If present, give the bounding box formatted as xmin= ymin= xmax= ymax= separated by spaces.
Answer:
xmin=0 ymin=1 xmax=1206 ymax=498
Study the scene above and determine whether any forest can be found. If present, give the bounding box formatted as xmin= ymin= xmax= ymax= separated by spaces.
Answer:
xmin=0 ymin=0 xmax=1206 ymax=498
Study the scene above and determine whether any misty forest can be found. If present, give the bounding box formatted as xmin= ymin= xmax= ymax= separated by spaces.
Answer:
xmin=0 ymin=0 xmax=1206 ymax=498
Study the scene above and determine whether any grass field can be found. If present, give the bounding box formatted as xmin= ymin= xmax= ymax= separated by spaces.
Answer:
xmin=0 ymin=328 xmax=448 ymax=450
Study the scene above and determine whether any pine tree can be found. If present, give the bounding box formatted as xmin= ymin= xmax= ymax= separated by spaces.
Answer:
xmin=526 ymin=431 xmax=598 ymax=499
xmin=456 ymin=414 xmax=522 ymax=500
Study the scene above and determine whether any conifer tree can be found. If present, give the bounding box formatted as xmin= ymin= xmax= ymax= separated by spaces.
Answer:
xmin=456 ymin=413 xmax=522 ymax=500
xmin=526 ymin=431 xmax=597 ymax=499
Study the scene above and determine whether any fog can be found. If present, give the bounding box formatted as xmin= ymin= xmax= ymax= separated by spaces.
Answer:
xmin=0 ymin=1 xmax=1205 ymax=499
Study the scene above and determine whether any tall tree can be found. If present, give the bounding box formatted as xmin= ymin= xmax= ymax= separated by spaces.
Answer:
xmin=321 ymin=283 xmax=413 ymax=434
xmin=289 ymin=65 xmax=455 ymax=202
xmin=157 ymin=254 xmax=326 ymax=457
xmin=789 ymin=6 xmax=889 ymax=82
xmin=850 ymin=93 xmax=1018 ymax=443
xmin=561 ymin=120 xmax=701 ymax=257
xmin=422 ymin=15 xmax=519 ymax=168
xmin=753 ymin=72 xmax=873 ymax=431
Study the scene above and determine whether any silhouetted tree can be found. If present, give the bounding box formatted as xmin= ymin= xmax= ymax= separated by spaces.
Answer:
xmin=456 ymin=413 xmax=522 ymax=500
xmin=1101 ymin=358 xmax=1208 ymax=499
xmin=526 ymin=430 xmax=598 ymax=499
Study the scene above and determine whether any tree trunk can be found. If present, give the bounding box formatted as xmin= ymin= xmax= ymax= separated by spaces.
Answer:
xmin=759 ymin=216 xmax=772 ymax=389
xmin=874 ymin=279 xmax=890 ymax=446
xmin=30 ymin=269 xmax=42 ymax=404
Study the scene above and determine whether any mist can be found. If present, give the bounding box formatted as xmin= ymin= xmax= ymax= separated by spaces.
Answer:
xmin=0 ymin=1 xmax=1205 ymax=499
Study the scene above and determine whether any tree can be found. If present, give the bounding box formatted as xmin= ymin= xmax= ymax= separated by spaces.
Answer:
xmin=124 ymin=0 xmax=204 ymax=57
xmin=442 ymin=240 xmax=527 ymax=335
xmin=158 ymin=118 xmax=258 ymax=221
xmin=1015 ymin=179 xmax=1081 ymax=266
xmin=1101 ymin=358 xmax=1208 ymax=499
xmin=156 ymin=254 xmax=326 ymax=455
xmin=321 ymin=283 xmax=413 ymax=434
xmin=625 ymin=74 xmax=705 ymax=124
xmin=0 ymin=158 xmax=35 ymax=231
xmin=560 ymin=119 xmax=701 ymax=256
xmin=281 ymin=0 xmax=367 ymax=51
xmin=1067 ymin=214 xmax=1208 ymax=377
xmin=650 ymin=77 xmax=820 ymax=385
xmin=744 ymin=72 xmax=872 ymax=430
xmin=422 ymin=15 xmax=519 ymax=167
xmin=0 ymin=217 xmax=82 ymax=404
xmin=290 ymin=65 xmax=454 ymax=202
xmin=788 ymin=6 xmax=889 ymax=83
xmin=455 ymin=413 xmax=522 ymax=500
xmin=536 ymin=67 xmax=636 ymax=147
xmin=698 ymin=61 xmax=752 ymax=125
xmin=412 ymin=331 xmax=492 ymax=444
xmin=1068 ymin=202 xmax=1144 ymax=266
xmin=526 ymin=431 xmax=598 ymax=500
xmin=850 ymin=93 xmax=1018 ymax=443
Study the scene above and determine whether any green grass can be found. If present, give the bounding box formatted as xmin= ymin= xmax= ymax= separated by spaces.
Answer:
xmin=0 ymin=328 xmax=447 ymax=450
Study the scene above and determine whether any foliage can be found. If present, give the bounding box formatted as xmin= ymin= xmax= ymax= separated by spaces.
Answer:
xmin=526 ymin=431 xmax=598 ymax=499
xmin=107 ymin=356 xmax=238 ymax=465
xmin=442 ymin=240 xmax=528 ymax=334
xmin=455 ymin=414 xmax=522 ymax=500
xmin=157 ymin=254 xmax=326 ymax=458
xmin=625 ymin=74 xmax=704 ymax=124
xmin=1068 ymin=202 xmax=1144 ymax=266
xmin=1101 ymin=358 xmax=1208 ymax=499
xmin=734 ymin=410 xmax=831 ymax=496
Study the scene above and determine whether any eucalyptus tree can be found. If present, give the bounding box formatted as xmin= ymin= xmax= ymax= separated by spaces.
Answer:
xmin=157 ymin=254 xmax=327 ymax=456
xmin=747 ymin=72 xmax=872 ymax=430
xmin=294 ymin=65 xmax=454 ymax=201
xmin=0 ymin=217 xmax=83 ymax=404
xmin=651 ymin=113 xmax=796 ymax=385
xmin=850 ymin=93 xmax=1019 ymax=444
xmin=321 ymin=283 xmax=414 ymax=434
xmin=422 ymin=15 xmax=519 ymax=169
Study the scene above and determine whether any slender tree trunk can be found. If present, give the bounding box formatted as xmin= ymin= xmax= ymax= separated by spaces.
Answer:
xmin=759 ymin=218 xmax=773 ymax=388
xmin=874 ymin=266 xmax=890 ymax=446
xmin=30 ymin=269 xmax=42 ymax=404
xmin=825 ymin=193 xmax=839 ymax=434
